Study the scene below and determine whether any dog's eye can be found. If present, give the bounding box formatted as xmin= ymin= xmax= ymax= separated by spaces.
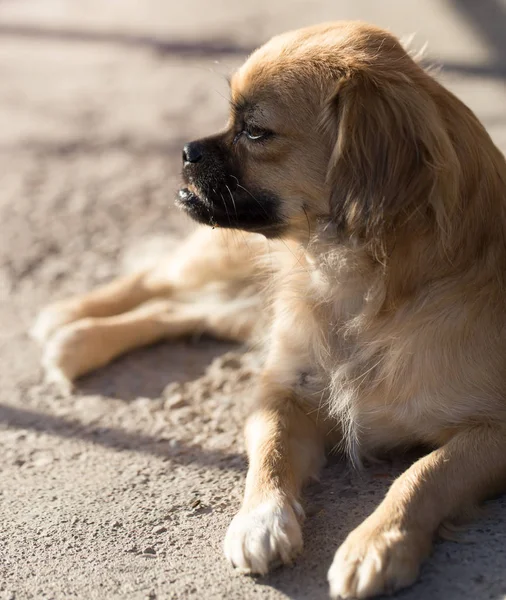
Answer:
xmin=243 ymin=126 xmax=268 ymax=141
xmin=232 ymin=125 xmax=272 ymax=145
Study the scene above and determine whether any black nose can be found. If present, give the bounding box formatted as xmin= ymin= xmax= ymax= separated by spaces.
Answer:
xmin=182 ymin=142 xmax=204 ymax=164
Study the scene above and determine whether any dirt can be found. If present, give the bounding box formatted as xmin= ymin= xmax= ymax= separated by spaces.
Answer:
xmin=1 ymin=1 xmax=506 ymax=599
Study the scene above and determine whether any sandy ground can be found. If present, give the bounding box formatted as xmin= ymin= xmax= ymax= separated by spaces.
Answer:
xmin=1 ymin=1 xmax=506 ymax=599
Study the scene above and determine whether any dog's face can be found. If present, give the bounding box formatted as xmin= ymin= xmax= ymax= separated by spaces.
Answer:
xmin=178 ymin=22 xmax=459 ymax=244
xmin=178 ymin=26 xmax=332 ymax=238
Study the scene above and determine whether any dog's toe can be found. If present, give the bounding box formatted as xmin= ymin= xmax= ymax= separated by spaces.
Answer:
xmin=224 ymin=497 xmax=304 ymax=575
xmin=328 ymin=524 xmax=429 ymax=599
xmin=41 ymin=319 xmax=110 ymax=385
xmin=31 ymin=303 xmax=83 ymax=344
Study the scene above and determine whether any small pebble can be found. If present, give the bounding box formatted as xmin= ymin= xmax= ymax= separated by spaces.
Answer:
xmin=165 ymin=394 xmax=187 ymax=410
xmin=152 ymin=525 xmax=167 ymax=535
xmin=217 ymin=354 xmax=242 ymax=370
xmin=163 ymin=382 xmax=184 ymax=397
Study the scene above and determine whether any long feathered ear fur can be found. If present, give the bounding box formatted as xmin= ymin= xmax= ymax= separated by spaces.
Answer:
xmin=326 ymin=70 xmax=461 ymax=256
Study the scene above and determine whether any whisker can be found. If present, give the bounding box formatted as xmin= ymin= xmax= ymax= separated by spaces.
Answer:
xmin=218 ymin=191 xmax=233 ymax=229
xmin=225 ymin=184 xmax=239 ymax=221
xmin=302 ymin=205 xmax=311 ymax=247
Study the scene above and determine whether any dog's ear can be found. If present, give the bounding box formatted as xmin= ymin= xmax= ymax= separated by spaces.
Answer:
xmin=325 ymin=72 xmax=460 ymax=251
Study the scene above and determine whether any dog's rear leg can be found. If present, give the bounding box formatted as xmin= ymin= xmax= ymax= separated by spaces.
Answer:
xmin=32 ymin=227 xmax=264 ymax=343
xmin=42 ymin=295 xmax=259 ymax=385
xmin=32 ymin=271 xmax=172 ymax=343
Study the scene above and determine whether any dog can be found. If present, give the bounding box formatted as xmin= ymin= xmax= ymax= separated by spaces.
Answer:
xmin=32 ymin=21 xmax=506 ymax=599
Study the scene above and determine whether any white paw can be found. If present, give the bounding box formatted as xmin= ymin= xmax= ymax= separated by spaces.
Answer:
xmin=31 ymin=302 xmax=83 ymax=344
xmin=41 ymin=319 xmax=108 ymax=385
xmin=328 ymin=525 xmax=429 ymax=599
xmin=224 ymin=497 xmax=304 ymax=575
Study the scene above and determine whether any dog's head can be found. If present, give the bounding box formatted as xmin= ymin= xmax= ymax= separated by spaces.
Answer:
xmin=178 ymin=22 xmax=462 ymax=246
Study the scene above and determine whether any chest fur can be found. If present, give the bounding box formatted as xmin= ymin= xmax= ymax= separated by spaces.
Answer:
xmin=273 ymin=246 xmax=504 ymax=460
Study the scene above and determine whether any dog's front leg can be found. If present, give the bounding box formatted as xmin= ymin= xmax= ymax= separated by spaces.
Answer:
xmin=224 ymin=377 xmax=325 ymax=574
xmin=328 ymin=424 xmax=506 ymax=599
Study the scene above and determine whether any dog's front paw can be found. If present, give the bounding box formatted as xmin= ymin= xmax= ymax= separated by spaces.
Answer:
xmin=224 ymin=497 xmax=304 ymax=575
xmin=328 ymin=522 xmax=431 ymax=599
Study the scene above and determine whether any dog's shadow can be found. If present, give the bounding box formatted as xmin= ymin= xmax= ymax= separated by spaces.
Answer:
xmin=257 ymin=457 xmax=405 ymax=600
xmin=75 ymin=336 xmax=238 ymax=401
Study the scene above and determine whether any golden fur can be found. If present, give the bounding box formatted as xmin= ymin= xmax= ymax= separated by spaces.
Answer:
xmin=33 ymin=22 xmax=506 ymax=599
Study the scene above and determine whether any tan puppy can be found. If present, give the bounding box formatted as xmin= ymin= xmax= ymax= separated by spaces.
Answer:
xmin=33 ymin=22 xmax=506 ymax=599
